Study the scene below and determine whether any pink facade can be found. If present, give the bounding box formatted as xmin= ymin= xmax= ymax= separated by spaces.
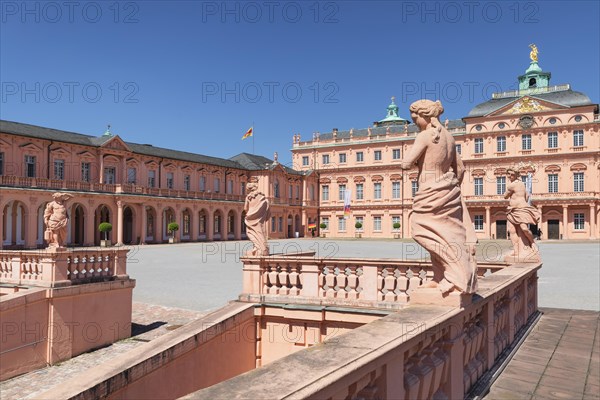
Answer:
xmin=291 ymin=84 xmax=599 ymax=241
xmin=0 ymin=122 xmax=318 ymax=249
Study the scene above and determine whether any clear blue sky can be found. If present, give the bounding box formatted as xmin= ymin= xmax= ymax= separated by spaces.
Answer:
xmin=1 ymin=1 xmax=598 ymax=166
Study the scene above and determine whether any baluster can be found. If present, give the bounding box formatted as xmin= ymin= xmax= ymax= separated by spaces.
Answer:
xmin=324 ymin=266 xmax=336 ymax=298
xmin=277 ymin=264 xmax=289 ymax=295
xmin=408 ymin=265 xmax=422 ymax=294
xmin=384 ymin=267 xmax=397 ymax=302
xmin=346 ymin=266 xmax=359 ymax=299
xmin=268 ymin=265 xmax=279 ymax=295
xmin=288 ymin=263 xmax=300 ymax=296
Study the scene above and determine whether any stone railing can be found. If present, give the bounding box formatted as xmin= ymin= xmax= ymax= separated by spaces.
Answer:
xmin=239 ymin=254 xmax=506 ymax=310
xmin=188 ymin=262 xmax=541 ymax=400
xmin=0 ymin=248 xmax=129 ymax=287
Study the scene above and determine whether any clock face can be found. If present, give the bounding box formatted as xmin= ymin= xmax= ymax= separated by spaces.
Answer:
xmin=518 ymin=115 xmax=534 ymax=129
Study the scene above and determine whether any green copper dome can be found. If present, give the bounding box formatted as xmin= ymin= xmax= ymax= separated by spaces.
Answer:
xmin=377 ymin=97 xmax=408 ymax=125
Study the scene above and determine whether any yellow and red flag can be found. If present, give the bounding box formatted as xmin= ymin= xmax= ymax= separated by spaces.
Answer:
xmin=242 ymin=127 xmax=253 ymax=140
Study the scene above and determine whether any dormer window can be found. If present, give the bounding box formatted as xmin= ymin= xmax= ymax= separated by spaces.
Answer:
xmin=529 ymin=78 xmax=537 ymax=88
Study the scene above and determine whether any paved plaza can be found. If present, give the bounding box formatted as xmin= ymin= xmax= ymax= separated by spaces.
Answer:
xmin=127 ymin=238 xmax=600 ymax=312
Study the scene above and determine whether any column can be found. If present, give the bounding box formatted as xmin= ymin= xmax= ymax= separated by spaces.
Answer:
xmin=0 ymin=202 xmax=4 ymax=249
xmin=116 ymin=200 xmax=124 ymax=245
xmin=99 ymin=154 xmax=104 ymax=184
xmin=590 ymin=204 xmax=597 ymax=240
xmin=562 ymin=205 xmax=568 ymax=239
xmin=140 ymin=204 xmax=147 ymax=244
xmin=206 ymin=210 xmax=214 ymax=241
xmin=25 ymin=207 xmax=37 ymax=249
xmin=155 ymin=207 xmax=163 ymax=243
xmin=485 ymin=207 xmax=491 ymax=239
xmin=85 ymin=205 xmax=95 ymax=246
xmin=234 ymin=210 xmax=242 ymax=240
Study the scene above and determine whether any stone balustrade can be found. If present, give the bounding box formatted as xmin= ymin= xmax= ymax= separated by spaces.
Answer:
xmin=187 ymin=262 xmax=540 ymax=400
xmin=0 ymin=248 xmax=129 ymax=287
xmin=240 ymin=254 xmax=506 ymax=310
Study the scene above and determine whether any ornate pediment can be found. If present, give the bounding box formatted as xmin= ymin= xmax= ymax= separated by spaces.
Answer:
xmin=492 ymin=96 xmax=566 ymax=116
xmin=19 ymin=142 xmax=43 ymax=152
xmin=50 ymin=146 xmax=71 ymax=156
xmin=101 ymin=135 xmax=130 ymax=152
xmin=78 ymin=150 xmax=96 ymax=159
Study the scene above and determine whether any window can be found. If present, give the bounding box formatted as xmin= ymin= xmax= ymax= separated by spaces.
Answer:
xmin=54 ymin=159 xmax=65 ymax=180
xmin=548 ymin=174 xmax=558 ymax=193
xmin=374 ymin=182 xmax=382 ymax=199
xmin=356 ymin=183 xmax=364 ymax=200
xmin=81 ymin=162 xmax=90 ymax=182
xmin=574 ymin=172 xmax=584 ymax=192
xmin=296 ymin=185 xmax=300 ymax=199
xmin=338 ymin=184 xmax=346 ymax=201
xmin=214 ymin=178 xmax=220 ymax=193
xmin=166 ymin=172 xmax=174 ymax=189
xmin=278 ymin=217 xmax=283 ymax=232
xmin=392 ymin=216 xmax=400 ymax=229
xmin=356 ymin=216 xmax=363 ymax=229
xmin=574 ymin=213 xmax=585 ymax=230
xmin=228 ymin=179 xmax=233 ymax=194
xmin=522 ymin=134 xmax=532 ymax=150
xmin=392 ymin=181 xmax=401 ymax=199
xmin=373 ymin=216 xmax=382 ymax=231
xmin=339 ymin=153 xmax=347 ymax=163
xmin=474 ymin=138 xmax=483 ymax=154
xmin=497 ymin=136 xmax=506 ymax=152
xmin=338 ymin=217 xmax=346 ymax=231
xmin=321 ymin=217 xmax=329 ymax=230
xmin=411 ymin=181 xmax=419 ymax=197
xmin=241 ymin=182 xmax=246 ymax=196
xmin=184 ymin=175 xmax=191 ymax=191
xmin=199 ymin=176 xmax=206 ymax=191
xmin=0 ymin=152 xmax=3 ymax=175
xmin=302 ymin=156 xmax=309 ymax=166
xmin=573 ymin=130 xmax=584 ymax=147
xmin=148 ymin=170 xmax=156 ymax=188
xmin=104 ymin=167 xmax=116 ymax=184
xmin=374 ymin=150 xmax=382 ymax=161
xmin=474 ymin=177 xmax=483 ymax=196
xmin=322 ymin=185 xmax=329 ymax=201
xmin=392 ymin=149 xmax=401 ymax=159
xmin=25 ymin=155 xmax=36 ymax=177
xmin=214 ymin=215 xmax=221 ymax=234
xmin=127 ymin=168 xmax=137 ymax=184
xmin=356 ymin=152 xmax=364 ymax=162
xmin=183 ymin=213 xmax=190 ymax=235
xmin=496 ymin=176 xmax=506 ymax=195
xmin=322 ymin=154 xmax=330 ymax=165
xmin=271 ymin=217 xmax=276 ymax=231
xmin=474 ymin=215 xmax=484 ymax=231
xmin=455 ymin=144 xmax=461 ymax=155
xmin=288 ymin=185 xmax=293 ymax=199
xmin=548 ymin=132 xmax=558 ymax=148
xmin=274 ymin=180 xmax=279 ymax=197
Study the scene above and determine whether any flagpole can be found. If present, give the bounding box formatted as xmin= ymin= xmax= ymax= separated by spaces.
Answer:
xmin=252 ymin=122 xmax=255 ymax=155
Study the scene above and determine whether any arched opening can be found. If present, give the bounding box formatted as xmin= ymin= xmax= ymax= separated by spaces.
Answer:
xmin=213 ymin=210 xmax=223 ymax=240
xmin=94 ymin=204 xmax=111 ymax=245
xmin=2 ymin=201 xmax=27 ymax=248
xmin=198 ymin=209 xmax=208 ymax=240
xmin=145 ymin=206 xmax=156 ymax=243
xmin=70 ymin=203 xmax=85 ymax=246
xmin=181 ymin=208 xmax=192 ymax=241
xmin=287 ymin=214 xmax=293 ymax=238
xmin=241 ymin=211 xmax=247 ymax=239
xmin=37 ymin=202 xmax=48 ymax=247
xmin=227 ymin=210 xmax=236 ymax=240
xmin=528 ymin=77 xmax=537 ymax=88
xmin=295 ymin=214 xmax=301 ymax=237
xmin=123 ymin=206 xmax=134 ymax=244
xmin=163 ymin=207 xmax=175 ymax=241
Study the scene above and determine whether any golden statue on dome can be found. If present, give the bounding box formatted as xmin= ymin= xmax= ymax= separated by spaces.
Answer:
xmin=529 ymin=44 xmax=538 ymax=62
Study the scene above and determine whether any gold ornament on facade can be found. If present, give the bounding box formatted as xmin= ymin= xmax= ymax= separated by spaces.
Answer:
xmin=529 ymin=44 xmax=538 ymax=62
xmin=509 ymin=97 xmax=546 ymax=114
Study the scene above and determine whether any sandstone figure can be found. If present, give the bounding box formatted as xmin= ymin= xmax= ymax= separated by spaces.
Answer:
xmin=244 ymin=182 xmax=270 ymax=256
xmin=44 ymin=193 xmax=73 ymax=248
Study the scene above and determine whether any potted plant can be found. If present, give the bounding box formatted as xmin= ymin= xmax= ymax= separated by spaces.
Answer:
xmin=355 ymin=221 xmax=363 ymax=238
xmin=168 ymin=222 xmax=180 ymax=243
xmin=98 ymin=222 xmax=112 ymax=247
xmin=319 ymin=222 xmax=327 ymax=238
xmin=393 ymin=222 xmax=401 ymax=239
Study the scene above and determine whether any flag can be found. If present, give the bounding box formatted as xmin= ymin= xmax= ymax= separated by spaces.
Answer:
xmin=344 ymin=189 xmax=352 ymax=219
xmin=308 ymin=223 xmax=317 ymax=230
xmin=242 ymin=127 xmax=253 ymax=140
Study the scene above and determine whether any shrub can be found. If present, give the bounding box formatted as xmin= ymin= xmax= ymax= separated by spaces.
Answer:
xmin=355 ymin=222 xmax=363 ymax=229
xmin=393 ymin=222 xmax=401 ymax=230
xmin=167 ymin=222 xmax=180 ymax=236
xmin=98 ymin=222 xmax=112 ymax=240
xmin=319 ymin=223 xmax=327 ymax=229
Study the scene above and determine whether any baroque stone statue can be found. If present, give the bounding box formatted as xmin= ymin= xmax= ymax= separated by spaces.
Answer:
xmin=400 ymin=99 xmax=478 ymax=294
xmin=44 ymin=193 xmax=74 ymax=248
xmin=244 ymin=182 xmax=270 ymax=256
xmin=504 ymin=167 xmax=541 ymax=262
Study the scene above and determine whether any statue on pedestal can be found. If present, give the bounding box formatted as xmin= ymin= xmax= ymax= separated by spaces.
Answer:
xmin=44 ymin=193 xmax=74 ymax=248
xmin=504 ymin=167 xmax=541 ymax=262
xmin=244 ymin=182 xmax=270 ymax=256
xmin=400 ymin=99 xmax=478 ymax=295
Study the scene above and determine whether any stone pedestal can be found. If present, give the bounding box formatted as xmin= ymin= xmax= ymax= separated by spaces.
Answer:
xmin=410 ymin=288 xmax=473 ymax=307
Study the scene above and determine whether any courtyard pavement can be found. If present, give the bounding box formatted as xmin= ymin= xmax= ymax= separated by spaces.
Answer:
xmin=126 ymin=238 xmax=600 ymax=312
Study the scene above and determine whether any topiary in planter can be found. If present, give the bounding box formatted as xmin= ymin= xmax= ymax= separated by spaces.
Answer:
xmin=319 ymin=223 xmax=327 ymax=229
xmin=393 ymin=222 xmax=401 ymax=230
xmin=167 ymin=222 xmax=180 ymax=238
xmin=98 ymin=222 xmax=112 ymax=240
xmin=355 ymin=222 xmax=363 ymax=229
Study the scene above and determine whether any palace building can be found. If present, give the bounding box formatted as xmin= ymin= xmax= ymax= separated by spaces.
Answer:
xmin=291 ymin=55 xmax=599 ymax=241
xmin=0 ymin=122 xmax=319 ymax=249
xmin=1 ymin=53 xmax=598 ymax=248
